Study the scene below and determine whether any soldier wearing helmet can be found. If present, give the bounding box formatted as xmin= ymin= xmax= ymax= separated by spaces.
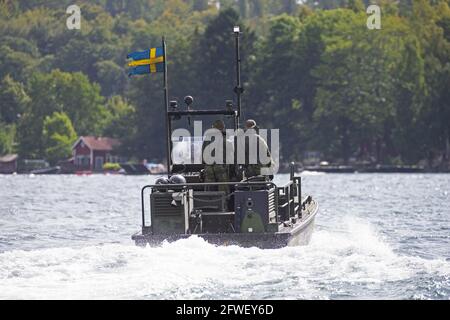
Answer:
xmin=202 ymin=120 xmax=234 ymax=194
xmin=242 ymin=119 xmax=273 ymax=179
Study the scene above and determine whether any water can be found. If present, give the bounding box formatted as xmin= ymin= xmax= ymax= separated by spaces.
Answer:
xmin=0 ymin=173 xmax=449 ymax=299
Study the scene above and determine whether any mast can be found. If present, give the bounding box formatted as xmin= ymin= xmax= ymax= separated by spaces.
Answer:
xmin=233 ymin=26 xmax=243 ymax=129
xmin=162 ymin=36 xmax=171 ymax=175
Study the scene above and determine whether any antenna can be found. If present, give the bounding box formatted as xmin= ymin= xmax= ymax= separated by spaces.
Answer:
xmin=233 ymin=26 xmax=243 ymax=128
xmin=162 ymin=36 xmax=171 ymax=175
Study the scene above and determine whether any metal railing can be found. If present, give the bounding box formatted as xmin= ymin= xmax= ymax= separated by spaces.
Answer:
xmin=140 ymin=177 xmax=303 ymax=230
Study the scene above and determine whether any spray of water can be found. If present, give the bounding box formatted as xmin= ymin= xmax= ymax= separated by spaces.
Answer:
xmin=0 ymin=217 xmax=448 ymax=299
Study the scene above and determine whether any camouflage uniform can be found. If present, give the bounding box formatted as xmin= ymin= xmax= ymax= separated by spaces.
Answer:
xmin=202 ymin=120 xmax=234 ymax=194
xmin=204 ymin=164 xmax=230 ymax=193
xmin=242 ymin=120 xmax=274 ymax=179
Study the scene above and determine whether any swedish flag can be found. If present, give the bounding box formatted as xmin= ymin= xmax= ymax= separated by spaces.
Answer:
xmin=127 ymin=47 xmax=164 ymax=77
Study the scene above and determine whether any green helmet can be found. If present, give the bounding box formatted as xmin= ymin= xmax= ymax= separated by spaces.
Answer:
xmin=245 ymin=119 xmax=256 ymax=129
xmin=212 ymin=119 xmax=225 ymax=131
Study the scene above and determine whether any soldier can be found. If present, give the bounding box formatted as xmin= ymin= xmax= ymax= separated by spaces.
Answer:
xmin=243 ymin=119 xmax=274 ymax=179
xmin=202 ymin=120 xmax=234 ymax=194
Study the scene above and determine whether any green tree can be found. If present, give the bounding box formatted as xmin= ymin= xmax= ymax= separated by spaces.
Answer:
xmin=42 ymin=111 xmax=77 ymax=164
xmin=303 ymin=0 xmax=347 ymax=10
xmin=0 ymin=75 xmax=30 ymax=124
xmin=103 ymin=95 xmax=136 ymax=139
xmin=94 ymin=60 xmax=126 ymax=97
xmin=192 ymin=8 xmax=255 ymax=108
xmin=26 ymin=70 xmax=107 ymax=135
xmin=1 ymin=0 xmax=449 ymax=168
xmin=312 ymin=9 xmax=425 ymax=163
xmin=17 ymin=70 xmax=107 ymax=158
xmin=347 ymin=0 xmax=365 ymax=12
xmin=0 ymin=122 xmax=15 ymax=155
xmin=410 ymin=0 xmax=450 ymax=163
xmin=248 ymin=14 xmax=304 ymax=160
xmin=192 ymin=0 xmax=210 ymax=12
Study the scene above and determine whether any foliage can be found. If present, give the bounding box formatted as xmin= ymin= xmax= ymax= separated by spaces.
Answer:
xmin=42 ymin=111 xmax=77 ymax=164
xmin=0 ymin=122 xmax=15 ymax=154
xmin=0 ymin=75 xmax=30 ymax=124
xmin=103 ymin=162 xmax=121 ymax=171
xmin=0 ymin=0 xmax=448 ymax=168
xmin=15 ymin=70 xmax=106 ymax=158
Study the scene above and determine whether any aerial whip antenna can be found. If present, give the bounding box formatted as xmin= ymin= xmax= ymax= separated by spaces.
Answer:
xmin=233 ymin=26 xmax=243 ymax=128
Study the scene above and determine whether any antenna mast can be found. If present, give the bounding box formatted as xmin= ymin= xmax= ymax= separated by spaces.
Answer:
xmin=162 ymin=36 xmax=171 ymax=175
xmin=233 ymin=26 xmax=243 ymax=128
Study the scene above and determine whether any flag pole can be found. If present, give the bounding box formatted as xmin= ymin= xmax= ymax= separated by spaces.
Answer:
xmin=162 ymin=36 xmax=171 ymax=175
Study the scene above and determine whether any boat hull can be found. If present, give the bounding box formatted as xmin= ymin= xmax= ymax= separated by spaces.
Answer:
xmin=132 ymin=200 xmax=318 ymax=249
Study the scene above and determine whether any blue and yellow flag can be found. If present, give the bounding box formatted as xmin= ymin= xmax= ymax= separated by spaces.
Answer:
xmin=127 ymin=47 xmax=164 ymax=77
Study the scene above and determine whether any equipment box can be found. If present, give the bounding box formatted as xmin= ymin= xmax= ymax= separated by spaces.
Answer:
xmin=150 ymin=190 xmax=192 ymax=235
xmin=234 ymin=187 xmax=276 ymax=233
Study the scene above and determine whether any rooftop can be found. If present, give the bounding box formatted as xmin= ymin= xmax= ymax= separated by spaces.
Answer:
xmin=74 ymin=136 xmax=121 ymax=151
xmin=0 ymin=154 xmax=18 ymax=163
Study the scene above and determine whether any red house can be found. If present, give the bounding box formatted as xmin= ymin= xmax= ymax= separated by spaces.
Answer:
xmin=72 ymin=136 xmax=125 ymax=171
xmin=0 ymin=154 xmax=18 ymax=174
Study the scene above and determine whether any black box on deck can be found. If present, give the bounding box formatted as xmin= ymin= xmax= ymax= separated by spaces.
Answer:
xmin=234 ymin=187 xmax=276 ymax=232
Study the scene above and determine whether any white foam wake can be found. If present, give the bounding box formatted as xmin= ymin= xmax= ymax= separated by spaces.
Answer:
xmin=0 ymin=218 xmax=448 ymax=299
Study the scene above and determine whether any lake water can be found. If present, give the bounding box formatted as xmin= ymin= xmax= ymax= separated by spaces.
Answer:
xmin=0 ymin=173 xmax=449 ymax=299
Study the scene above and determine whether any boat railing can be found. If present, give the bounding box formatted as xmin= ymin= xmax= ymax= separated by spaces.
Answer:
xmin=140 ymin=178 xmax=302 ymax=231
xmin=276 ymin=178 xmax=302 ymax=221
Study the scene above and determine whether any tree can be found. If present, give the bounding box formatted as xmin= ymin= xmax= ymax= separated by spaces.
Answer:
xmin=42 ymin=111 xmax=77 ymax=164
xmin=26 ymin=70 xmax=107 ymax=135
xmin=192 ymin=8 xmax=255 ymax=108
xmin=408 ymin=0 xmax=450 ymax=163
xmin=94 ymin=60 xmax=126 ymax=97
xmin=17 ymin=70 xmax=107 ymax=158
xmin=347 ymin=0 xmax=365 ymax=13
xmin=312 ymin=9 xmax=425 ymax=163
xmin=282 ymin=0 xmax=298 ymax=14
xmin=0 ymin=75 xmax=30 ymax=124
xmin=1 ymin=0 xmax=449 ymax=167
xmin=303 ymin=0 xmax=347 ymax=10
xmin=192 ymin=0 xmax=209 ymax=12
xmin=247 ymin=14 xmax=304 ymax=160
xmin=103 ymin=95 xmax=136 ymax=139
xmin=0 ymin=122 xmax=15 ymax=155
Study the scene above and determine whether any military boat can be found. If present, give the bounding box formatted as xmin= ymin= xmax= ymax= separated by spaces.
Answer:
xmin=131 ymin=27 xmax=318 ymax=249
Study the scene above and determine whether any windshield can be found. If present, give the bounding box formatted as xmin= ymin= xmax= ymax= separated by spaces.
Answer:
xmin=171 ymin=136 xmax=203 ymax=164
xmin=171 ymin=135 xmax=235 ymax=165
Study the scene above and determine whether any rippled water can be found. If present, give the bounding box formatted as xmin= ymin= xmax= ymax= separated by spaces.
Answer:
xmin=0 ymin=173 xmax=449 ymax=299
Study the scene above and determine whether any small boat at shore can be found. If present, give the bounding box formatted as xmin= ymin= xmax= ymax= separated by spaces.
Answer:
xmin=30 ymin=166 xmax=61 ymax=175
xmin=120 ymin=163 xmax=167 ymax=175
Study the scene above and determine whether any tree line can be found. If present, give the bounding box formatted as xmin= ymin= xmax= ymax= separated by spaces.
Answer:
xmin=0 ymin=0 xmax=449 ymax=168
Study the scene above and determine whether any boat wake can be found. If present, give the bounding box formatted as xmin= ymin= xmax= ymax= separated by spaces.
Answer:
xmin=0 ymin=218 xmax=448 ymax=299
xmin=299 ymin=170 xmax=327 ymax=176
